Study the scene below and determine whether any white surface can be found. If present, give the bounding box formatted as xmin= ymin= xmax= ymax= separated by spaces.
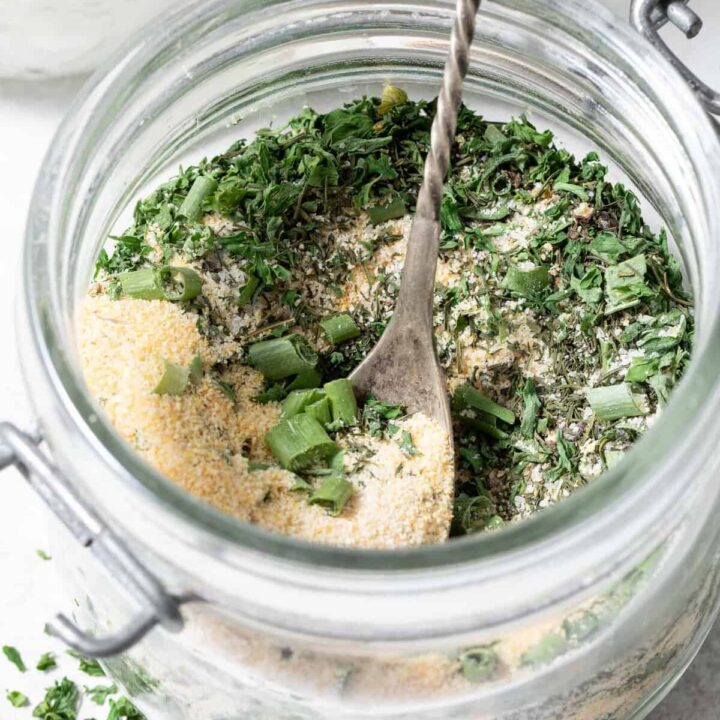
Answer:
xmin=0 ymin=1 xmax=719 ymax=716
xmin=0 ymin=1 xmax=175 ymax=79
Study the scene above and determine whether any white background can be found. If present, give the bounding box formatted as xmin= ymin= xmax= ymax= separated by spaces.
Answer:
xmin=0 ymin=1 xmax=719 ymax=717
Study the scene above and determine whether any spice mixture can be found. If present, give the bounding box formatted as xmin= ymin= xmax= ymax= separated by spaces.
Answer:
xmin=80 ymin=88 xmax=693 ymax=546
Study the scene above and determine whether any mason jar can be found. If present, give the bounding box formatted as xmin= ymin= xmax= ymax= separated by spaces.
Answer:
xmin=5 ymin=1 xmax=720 ymax=718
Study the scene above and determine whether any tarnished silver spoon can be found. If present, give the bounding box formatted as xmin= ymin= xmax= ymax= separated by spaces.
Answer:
xmin=350 ymin=0 xmax=481 ymax=442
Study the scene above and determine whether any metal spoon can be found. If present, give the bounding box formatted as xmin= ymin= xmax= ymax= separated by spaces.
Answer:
xmin=350 ymin=0 xmax=481 ymax=440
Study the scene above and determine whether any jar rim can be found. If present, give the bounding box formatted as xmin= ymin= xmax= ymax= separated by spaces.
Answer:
xmin=20 ymin=0 xmax=720 ymax=582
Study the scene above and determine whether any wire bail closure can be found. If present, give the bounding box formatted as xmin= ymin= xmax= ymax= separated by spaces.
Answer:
xmin=631 ymin=0 xmax=720 ymax=116
xmin=0 ymin=422 xmax=184 ymax=657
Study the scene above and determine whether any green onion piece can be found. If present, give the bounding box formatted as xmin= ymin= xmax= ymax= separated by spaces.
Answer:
xmin=154 ymin=359 xmax=190 ymax=396
xmin=238 ymin=275 xmax=260 ymax=307
xmin=330 ymin=450 xmax=345 ymax=473
xmin=287 ymin=368 xmax=322 ymax=391
xmin=308 ymin=475 xmax=353 ymax=516
xmin=324 ymin=378 xmax=358 ymax=428
xmin=282 ymin=388 xmax=325 ymax=418
xmin=586 ymin=384 xmax=647 ymax=421
xmin=320 ymin=314 xmax=361 ymax=345
xmin=503 ymin=266 xmax=550 ymax=297
xmin=248 ymin=334 xmax=318 ymax=381
xmin=377 ymin=85 xmax=409 ymax=114
xmin=266 ymin=414 xmax=337 ymax=471
xmin=461 ymin=416 xmax=510 ymax=441
xmin=188 ymin=355 xmax=203 ymax=385
xmin=118 ymin=268 xmax=165 ymax=300
xmin=157 ymin=266 xmax=203 ymax=301
xmin=178 ymin=175 xmax=218 ymax=222
xmin=453 ymin=384 xmax=516 ymax=426
xmin=305 ymin=397 xmax=332 ymax=426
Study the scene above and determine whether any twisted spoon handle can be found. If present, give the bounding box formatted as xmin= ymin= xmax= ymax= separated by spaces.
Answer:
xmin=416 ymin=0 xmax=481 ymax=220
xmin=349 ymin=0 xmax=481 ymax=435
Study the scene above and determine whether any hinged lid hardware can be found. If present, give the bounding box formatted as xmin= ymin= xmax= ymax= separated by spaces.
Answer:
xmin=631 ymin=0 xmax=720 ymax=116
xmin=0 ymin=422 xmax=184 ymax=657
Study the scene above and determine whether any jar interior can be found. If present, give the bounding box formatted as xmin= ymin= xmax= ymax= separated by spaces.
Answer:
xmin=33 ymin=0 xmax=720 ymax=562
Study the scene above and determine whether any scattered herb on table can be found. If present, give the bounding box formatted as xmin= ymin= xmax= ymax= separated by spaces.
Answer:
xmin=3 ymin=645 xmax=26 ymax=672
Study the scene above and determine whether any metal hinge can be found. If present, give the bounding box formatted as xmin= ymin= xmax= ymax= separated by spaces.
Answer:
xmin=631 ymin=0 xmax=720 ymax=116
xmin=0 ymin=422 xmax=184 ymax=657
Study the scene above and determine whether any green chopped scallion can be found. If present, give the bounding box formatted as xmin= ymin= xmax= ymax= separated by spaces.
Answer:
xmin=178 ymin=175 xmax=218 ymax=221
xmin=281 ymin=389 xmax=325 ymax=418
xmin=266 ymin=414 xmax=337 ymax=471
xmin=586 ymin=384 xmax=647 ymax=421
xmin=118 ymin=266 xmax=202 ymax=302
xmin=305 ymin=397 xmax=332 ymax=426
xmin=248 ymin=334 xmax=318 ymax=381
xmin=118 ymin=268 xmax=165 ymax=300
xmin=320 ymin=314 xmax=361 ymax=345
xmin=156 ymin=266 xmax=202 ymax=302
xmin=287 ymin=368 xmax=322 ymax=391
xmin=308 ymin=475 xmax=353 ymax=515
xmin=153 ymin=359 xmax=190 ymax=396
xmin=453 ymin=384 xmax=516 ymax=426
xmin=324 ymin=378 xmax=358 ymax=428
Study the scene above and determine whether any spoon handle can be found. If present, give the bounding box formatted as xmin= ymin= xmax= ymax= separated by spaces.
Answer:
xmin=416 ymin=0 xmax=481 ymax=221
xmin=394 ymin=0 xmax=481 ymax=325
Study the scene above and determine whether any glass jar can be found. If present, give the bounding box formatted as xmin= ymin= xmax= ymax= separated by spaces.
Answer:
xmin=10 ymin=1 xmax=720 ymax=718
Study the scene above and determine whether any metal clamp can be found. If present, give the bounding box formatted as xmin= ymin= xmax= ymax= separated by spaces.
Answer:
xmin=631 ymin=0 xmax=720 ymax=116
xmin=0 ymin=422 xmax=184 ymax=657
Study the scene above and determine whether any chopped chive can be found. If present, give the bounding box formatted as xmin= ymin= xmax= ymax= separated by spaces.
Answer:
xmin=320 ymin=314 xmax=361 ymax=345
xmin=36 ymin=549 xmax=51 ymax=561
xmin=238 ymin=275 xmax=260 ymax=307
xmin=324 ymin=379 xmax=358 ymax=428
xmin=188 ymin=355 xmax=204 ymax=384
xmin=308 ymin=475 xmax=353 ymax=515
xmin=118 ymin=266 xmax=202 ymax=302
xmin=503 ymin=266 xmax=550 ymax=297
xmin=153 ymin=359 xmax=190 ymax=396
xmin=118 ymin=268 xmax=165 ymax=300
xmin=586 ymin=384 xmax=647 ymax=421
xmin=156 ymin=266 xmax=202 ymax=302
xmin=305 ymin=397 xmax=332 ymax=426
xmin=248 ymin=334 xmax=318 ymax=381
xmin=461 ymin=417 xmax=510 ymax=441
xmin=281 ymin=389 xmax=325 ymax=418
xmin=266 ymin=414 xmax=337 ymax=471
xmin=248 ymin=461 xmax=271 ymax=472
xmin=330 ymin=450 xmax=345 ymax=473
xmin=178 ymin=175 xmax=218 ymax=221
xmin=287 ymin=368 xmax=322 ymax=390
xmin=453 ymin=384 xmax=516 ymax=426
